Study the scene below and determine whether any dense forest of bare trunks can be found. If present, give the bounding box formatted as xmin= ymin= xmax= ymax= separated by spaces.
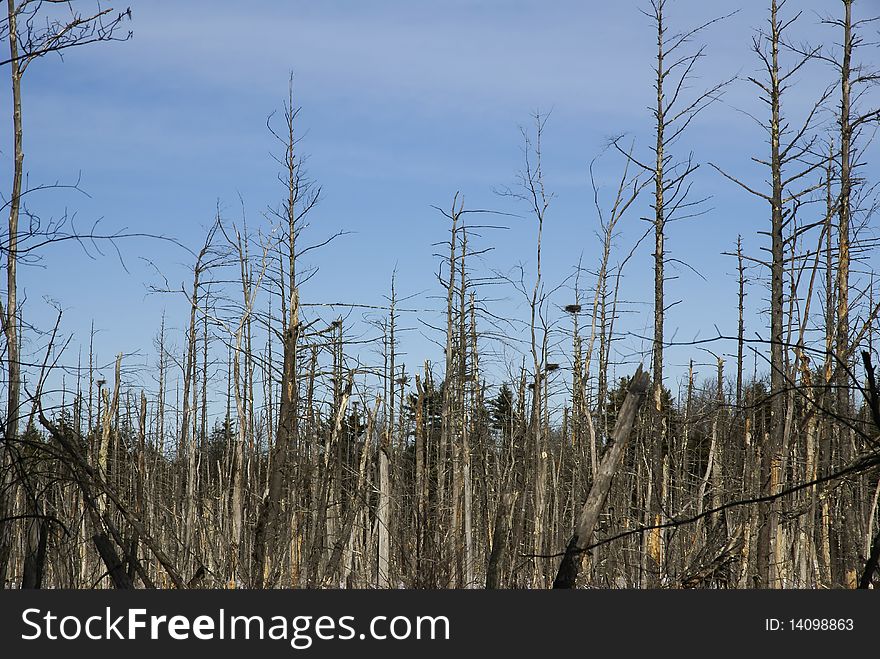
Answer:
xmin=3 ymin=0 xmax=880 ymax=589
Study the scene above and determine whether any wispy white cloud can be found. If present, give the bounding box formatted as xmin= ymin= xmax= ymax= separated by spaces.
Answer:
xmin=84 ymin=0 xmax=663 ymax=120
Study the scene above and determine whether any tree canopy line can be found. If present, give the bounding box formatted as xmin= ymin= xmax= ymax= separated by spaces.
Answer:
xmin=3 ymin=0 xmax=880 ymax=590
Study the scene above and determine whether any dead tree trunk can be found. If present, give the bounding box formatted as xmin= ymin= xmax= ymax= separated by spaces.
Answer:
xmin=0 ymin=0 xmax=24 ymax=589
xmin=377 ymin=437 xmax=391 ymax=588
xmin=712 ymin=0 xmax=825 ymax=586
xmin=182 ymin=226 xmax=216 ymax=558
xmin=553 ymin=366 xmax=649 ymax=588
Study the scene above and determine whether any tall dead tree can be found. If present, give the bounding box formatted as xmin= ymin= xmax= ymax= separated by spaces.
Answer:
xmin=712 ymin=0 xmax=828 ymax=587
xmin=499 ymin=114 xmax=554 ymax=586
xmin=1 ymin=0 xmax=130 ymax=589
xmin=438 ymin=193 xmax=461 ymax=586
xmin=586 ymin=145 xmax=649 ymax=481
xmin=179 ymin=221 xmax=218 ymax=564
xmin=252 ymin=78 xmax=320 ymax=588
xmin=816 ymin=0 xmax=880 ymax=588
xmin=617 ymin=0 xmax=731 ymax=586
xmin=736 ymin=236 xmax=747 ymax=409
xmin=210 ymin=220 xmax=274 ymax=585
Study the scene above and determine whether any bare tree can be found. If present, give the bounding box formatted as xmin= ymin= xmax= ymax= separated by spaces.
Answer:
xmin=711 ymin=0 xmax=829 ymax=587
xmin=615 ymin=0 xmax=733 ymax=587
xmin=252 ymin=78 xmax=321 ymax=588
xmin=0 ymin=0 xmax=130 ymax=590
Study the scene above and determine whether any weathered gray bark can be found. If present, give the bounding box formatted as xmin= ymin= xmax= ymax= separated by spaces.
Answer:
xmin=4 ymin=0 xmax=22 ymax=444
xmin=0 ymin=0 xmax=24 ymax=589
xmin=439 ymin=195 xmax=461 ymax=585
xmin=636 ymin=0 xmax=730 ymax=585
xmin=713 ymin=0 xmax=825 ymax=587
xmin=377 ymin=440 xmax=391 ymax=588
xmin=649 ymin=5 xmax=668 ymax=585
xmin=485 ymin=492 xmax=516 ymax=589
xmin=413 ymin=371 xmax=427 ymax=583
xmin=182 ymin=229 xmax=214 ymax=556
xmin=553 ymin=366 xmax=650 ymax=588
xmin=833 ymin=0 xmax=858 ymax=590
xmin=253 ymin=79 xmax=320 ymax=587
xmin=736 ymin=236 xmax=746 ymax=409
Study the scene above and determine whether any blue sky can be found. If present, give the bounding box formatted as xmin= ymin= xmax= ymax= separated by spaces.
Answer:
xmin=3 ymin=0 xmax=878 ymax=407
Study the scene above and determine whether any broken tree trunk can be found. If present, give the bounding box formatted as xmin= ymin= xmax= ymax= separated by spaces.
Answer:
xmin=93 ymin=533 xmax=134 ymax=590
xmin=553 ymin=365 xmax=649 ymax=589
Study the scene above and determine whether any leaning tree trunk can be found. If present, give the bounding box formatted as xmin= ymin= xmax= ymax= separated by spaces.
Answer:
xmin=554 ymin=366 xmax=650 ymax=588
